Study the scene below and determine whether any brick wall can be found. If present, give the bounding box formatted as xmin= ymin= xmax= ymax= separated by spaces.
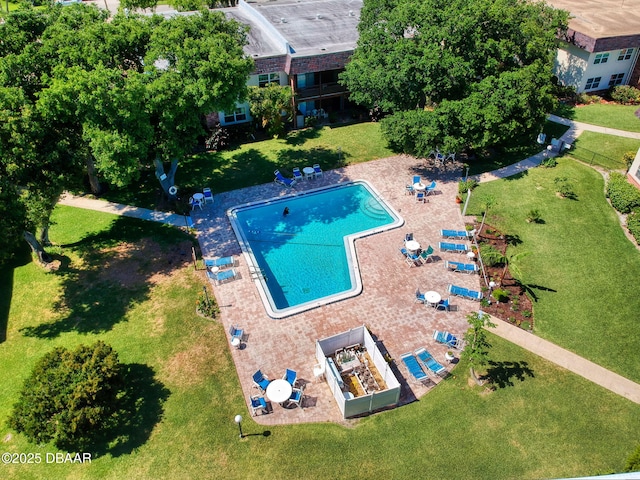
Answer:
xmin=253 ymin=56 xmax=288 ymax=75
xmin=289 ymin=51 xmax=353 ymax=75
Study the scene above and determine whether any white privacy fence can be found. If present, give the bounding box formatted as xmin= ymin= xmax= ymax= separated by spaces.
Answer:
xmin=316 ymin=325 xmax=400 ymax=418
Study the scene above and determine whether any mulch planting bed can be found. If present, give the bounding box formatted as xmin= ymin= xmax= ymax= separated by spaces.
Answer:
xmin=468 ymin=223 xmax=534 ymax=331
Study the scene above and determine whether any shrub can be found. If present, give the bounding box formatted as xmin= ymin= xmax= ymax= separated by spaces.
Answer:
xmin=205 ymin=123 xmax=231 ymax=152
xmin=492 ymin=288 xmax=510 ymax=303
xmin=627 ymin=209 xmax=640 ymax=244
xmin=623 ymin=151 xmax=637 ymax=169
xmin=610 ymin=85 xmax=640 ymax=105
xmin=479 ymin=244 xmax=504 ymax=267
xmin=607 ymin=172 xmax=640 ymax=213
xmin=196 ymin=290 xmax=220 ymax=319
xmin=576 ymin=92 xmax=601 ymax=105
xmin=521 ymin=321 xmax=531 ymax=331
xmin=480 ymin=298 xmax=491 ymax=307
xmin=540 ymin=157 xmax=557 ymax=168
xmin=9 ymin=341 xmax=125 ymax=449
xmin=522 ymin=310 xmax=532 ymax=318
xmin=458 ymin=179 xmax=479 ymax=194
xmin=304 ymin=115 xmax=318 ymax=128
xmin=526 ymin=209 xmax=543 ymax=223
xmin=554 ymin=176 xmax=576 ymax=199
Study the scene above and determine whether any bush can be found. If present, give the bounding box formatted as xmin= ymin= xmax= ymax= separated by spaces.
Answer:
xmin=521 ymin=321 xmax=531 ymax=331
xmin=607 ymin=172 xmax=640 ymax=213
xmin=540 ymin=157 xmax=557 ymax=168
xmin=304 ymin=115 xmax=318 ymax=128
xmin=196 ymin=289 xmax=220 ymax=319
xmin=576 ymin=93 xmax=602 ymax=105
xmin=623 ymin=151 xmax=637 ymax=169
xmin=554 ymin=176 xmax=576 ymax=199
xmin=479 ymin=244 xmax=504 ymax=267
xmin=458 ymin=179 xmax=479 ymax=194
xmin=9 ymin=341 xmax=125 ymax=450
xmin=627 ymin=209 xmax=640 ymax=244
xmin=626 ymin=443 xmax=640 ymax=472
xmin=610 ymin=85 xmax=640 ymax=105
xmin=526 ymin=209 xmax=543 ymax=223
xmin=492 ymin=288 xmax=510 ymax=303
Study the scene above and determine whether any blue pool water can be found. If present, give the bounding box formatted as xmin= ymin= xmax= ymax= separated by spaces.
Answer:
xmin=228 ymin=181 xmax=403 ymax=318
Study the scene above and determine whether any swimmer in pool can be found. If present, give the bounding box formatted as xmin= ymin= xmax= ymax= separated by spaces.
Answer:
xmin=283 ymin=207 xmax=289 ymax=216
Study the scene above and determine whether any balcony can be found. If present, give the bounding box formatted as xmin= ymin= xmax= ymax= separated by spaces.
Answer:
xmin=295 ymin=82 xmax=348 ymax=100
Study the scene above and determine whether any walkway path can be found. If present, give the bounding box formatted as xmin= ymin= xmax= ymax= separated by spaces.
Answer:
xmin=473 ymin=114 xmax=640 ymax=183
xmin=58 ymin=193 xmax=189 ymax=228
xmin=489 ymin=317 xmax=640 ymax=404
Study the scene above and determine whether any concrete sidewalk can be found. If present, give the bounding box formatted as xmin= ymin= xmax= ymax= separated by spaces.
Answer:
xmin=489 ymin=318 xmax=640 ymax=404
xmin=58 ymin=193 xmax=190 ymax=228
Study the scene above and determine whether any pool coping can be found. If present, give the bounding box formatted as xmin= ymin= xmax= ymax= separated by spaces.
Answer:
xmin=227 ymin=180 xmax=404 ymax=318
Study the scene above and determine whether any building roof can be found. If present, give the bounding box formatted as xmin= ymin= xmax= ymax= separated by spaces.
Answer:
xmin=546 ymin=0 xmax=640 ymax=39
xmin=225 ymin=0 xmax=361 ymax=59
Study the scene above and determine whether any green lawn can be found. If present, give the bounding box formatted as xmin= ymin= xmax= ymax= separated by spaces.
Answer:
xmin=568 ymin=131 xmax=640 ymax=170
xmin=101 ymin=122 xmax=394 ymax=209
xmin=467 ymin=158 xmax=640 ymax=382
xmin=2 ymin=206 xmax=640 ymax=479
xmin=554 ymin=103 xmax=640 ymax=132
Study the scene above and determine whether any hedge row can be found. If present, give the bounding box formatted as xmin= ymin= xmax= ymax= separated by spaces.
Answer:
xmin=607 ymin=172 xmax=640 ymax=214
xmin=627 ymin=210 xmax=640 ymax=244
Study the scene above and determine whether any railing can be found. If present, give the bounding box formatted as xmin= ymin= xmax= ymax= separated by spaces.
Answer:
xmin=296 ymin=83 xmax=348 ymax=100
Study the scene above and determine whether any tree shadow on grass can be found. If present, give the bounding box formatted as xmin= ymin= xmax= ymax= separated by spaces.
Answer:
xmin=0 ymin=244 xmax=32 ymax=343
xmin=276 ymin=146 xmax=348 ymax=170
xmin=89 ymin=363 xmax=170 ymax=458
xmin=483 ymin=360 xmax=535 ymax=389
xmin=20 ymin=216 xmax=195 ymax=339
xmin=284 ymin=127 xmax=322 ymax=146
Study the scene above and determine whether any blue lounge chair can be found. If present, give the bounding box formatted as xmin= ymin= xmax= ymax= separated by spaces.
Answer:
xmin=204 ymin=256 xmax=236 ymax=269
xmin=250 ymin=395 xmax=268 ymax=416
xmin=313 ymin=164 xmax=323 ymax=178
xmin=206 ymin=268 xmax=238 ymax=285
xmin=466 ymin=289 xmax=483 ymax=301
xmin=283 ymin=368 xmax=297 ymax=387
xmin=440 ymin=229 xmax=470 ymax=239
xmin=439 ymin=242 xmax=468 ymax=253
xmin=433 ymin=330 xmax=463 ymax=349
xmin=463 ymin=263 xmax=479 ymax=274
xmin=400 ymin=353 xmax=429 ymax=383
xmin=425 ymin=181 xmax=437 ymax=195
xmin=274 ymin=169 xmax=296 ymax=187
xmin=447 ymin=284 xmax=469 ymax=298
xmin=415 ymin=348 xmax=446 ymax=376
xmin=252 ymin=370 xmax=270 ymax=392
xmin=292 ymin=167 xmax=303 ymax=182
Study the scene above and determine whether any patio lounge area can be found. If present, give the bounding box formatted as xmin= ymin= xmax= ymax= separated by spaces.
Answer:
xmin=191 ymin=155 xmax=484 ymax=425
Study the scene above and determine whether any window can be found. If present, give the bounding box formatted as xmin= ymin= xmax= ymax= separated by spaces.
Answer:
xmin=584 ymin=77 xmax=601 ymax=90
xmin=618 ymin=48 xmax=634 ymax=61
xmin=223 ymin=107 xmax=247 ymax=124
xmin=594 ymin=53 xmax=609 ymax=64
xmin=609 ymin=73 xmax=625 ymax=87
xmin=258 ymin=73 xmax=280 ymax=87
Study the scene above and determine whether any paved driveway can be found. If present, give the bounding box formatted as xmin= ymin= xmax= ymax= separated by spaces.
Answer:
xmin=193 ymin=155 xmax=483 ymax=424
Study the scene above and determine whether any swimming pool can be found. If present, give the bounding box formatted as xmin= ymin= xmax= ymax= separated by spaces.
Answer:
xmin=227 ymin=181 xmax=403 ymax=318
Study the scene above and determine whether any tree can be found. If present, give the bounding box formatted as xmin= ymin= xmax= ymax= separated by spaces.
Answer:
xmin=461 ymin=311 xmax=496 ymax=385
xmin=0 ymin=6 xmax=253 ymax=264
xmin=9 ymin=341 xmax=125 ymax=450
xmin=248 ymin=83 xmax=294 ymax=138
xmin=342 ymin=0 xmax=568 ymax=157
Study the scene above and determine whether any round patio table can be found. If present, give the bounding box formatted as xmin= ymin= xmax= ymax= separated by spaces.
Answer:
xmin=425 ymin=290 xmax=441 ymax=307
xmin=193 ymin=192 xmax=204 ymax=202
xmin=266 ymin=379 xmax=293 ymax=404
xmin=405 ymin=240 xmax=421 ymax=252
xmin=413 ymin=183 xmax=426 ymax=192
xmin=303 ymin=166 xmax=315 ymax=180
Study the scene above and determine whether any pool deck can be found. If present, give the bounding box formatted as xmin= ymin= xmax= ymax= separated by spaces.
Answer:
xmin=192 ymin=155 xmax=483 ymax=425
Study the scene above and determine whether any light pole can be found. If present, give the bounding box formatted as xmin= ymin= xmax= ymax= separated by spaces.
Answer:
xmin=234 ymin=414 xmax=243 ymax=439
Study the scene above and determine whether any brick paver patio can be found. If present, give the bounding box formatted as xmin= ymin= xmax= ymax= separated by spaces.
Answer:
xmin=192 ymin=155 xmax=483 ymax=425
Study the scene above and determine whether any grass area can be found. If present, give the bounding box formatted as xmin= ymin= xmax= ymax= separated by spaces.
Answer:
xmin=554 ymin=103 xmax=640 ymax=132
xmin=467 ymin=121 xmax=570 ymax=175
xmin=101 ymin=122 xmax=394 ymax=209
xmin=2 ymin=207 xmax=640 ymax=479
xmin=568 ymin=131 xmax=640 ymax=170
xmin=467 ymin=158 xmax=640 ymax=382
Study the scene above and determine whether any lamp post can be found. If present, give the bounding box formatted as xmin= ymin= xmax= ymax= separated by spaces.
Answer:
xmin=234 ymin=414 xmax=243 ymax=439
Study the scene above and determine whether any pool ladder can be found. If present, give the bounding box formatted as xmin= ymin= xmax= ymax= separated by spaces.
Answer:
xmin=249 ymin=266 xmax=267 ymax=281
